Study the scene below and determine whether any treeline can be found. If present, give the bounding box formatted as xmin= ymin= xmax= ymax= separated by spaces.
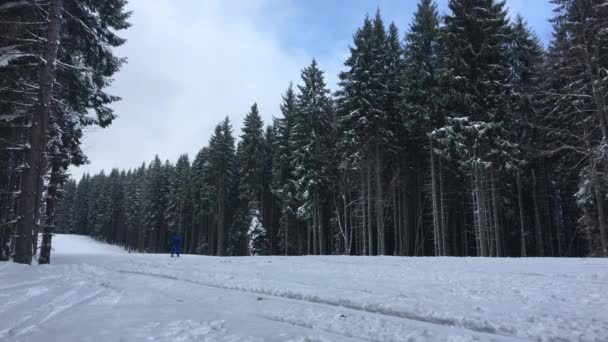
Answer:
xmin=35 ymin=0 xmax=608 ymax=258
xmin=0 ymin=0 xmax=130 ymax=263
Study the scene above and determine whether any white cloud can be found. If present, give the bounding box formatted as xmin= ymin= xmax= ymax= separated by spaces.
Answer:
xmin=71 ymin=0 xmax=330 ymax=178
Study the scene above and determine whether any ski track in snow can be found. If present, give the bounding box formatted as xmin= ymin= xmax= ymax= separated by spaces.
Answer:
xmin=0 ymin=234 xmax=607 ymax=342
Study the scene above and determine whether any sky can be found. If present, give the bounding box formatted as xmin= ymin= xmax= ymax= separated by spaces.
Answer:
xmin=69 ymin=0 xmax=555 ymax=179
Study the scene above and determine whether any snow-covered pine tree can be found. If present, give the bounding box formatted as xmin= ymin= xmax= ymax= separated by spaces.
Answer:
xmin=89 ymin=172 xmax=112 ymax=240
xmin=273 ymin=84 xmax=299 ymax=255
xmin=538 ymin=0 xmax=608 ymax=256
xmin=507 ymin=15 xmax=545 ymax=257
xmin=434 ymin=0 xmax=514 ymax=257
xmin=124 ymin=164 xmax=146 ymax=251
xmin=53 ymin=179 xmax=77 ymax=234
xmin=1 ymin=0 xmax=130 ymax=264
xmin=236 ymin=104 xmax=267 ymax=255
xmin=336 ymin=11 xmax=398 ymax=255
xmin=291 ymin=59 xmax=334 ymax=255
xmin=191 ymin=148 xmax=211 ymax=254
xmin=71 ymin=174 xmax=91 ymax=236
xmin=167 ymin=155 xmax=193 ymax=252
xmin=143 ymin=156 xmax=170 ymax=252
xmin=206 ymin=118 xmax=237 ymax=256
xmin=39 ymin=0 xmax=130 ymax=263
xmin=336 ymin=16 xmax=375 ymax=256
xmin=107 ymin=169 xmax=126 ymax=245
xmin=247 ymin=209 xmax=268 ymax=256
xmin=400 ymin=0 xmax=441 ymax=256
xmin=262 ymin=124 xmax=278 ymax=254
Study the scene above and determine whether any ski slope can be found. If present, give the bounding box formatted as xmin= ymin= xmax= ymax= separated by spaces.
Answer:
xmin=1 ymin=235 xmax=607 ymax=342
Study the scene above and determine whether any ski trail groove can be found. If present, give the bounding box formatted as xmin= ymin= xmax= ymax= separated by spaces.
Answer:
xmin=0 ymin=285 xmax=105 ymax=339
xmin=104 ymin=265 xmax=519 ymax=340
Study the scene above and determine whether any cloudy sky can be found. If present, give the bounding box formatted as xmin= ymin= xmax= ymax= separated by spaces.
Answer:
xmin=70 ymin=0 xmax=555 ymax=179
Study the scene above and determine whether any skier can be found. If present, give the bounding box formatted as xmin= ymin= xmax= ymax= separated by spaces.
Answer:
xmin=170 ymin=231 xmax=181 ymax=257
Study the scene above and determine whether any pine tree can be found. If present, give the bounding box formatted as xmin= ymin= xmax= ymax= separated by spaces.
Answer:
xmin=273 ymin=84 xmax=298 ymax=255
xmin=399 ymin=0 xmax=441 ymax=256
xmin=4 ymin=0 xmax=131 ymax=264
xmin=540 ymin=0 xmax=608 ymax=256
xmin=54 ymin=179 xmax=77 ymax=233
xmin=71 ymin=174 xmax=91 ymax=235
xmin=432 ymin=0 xmax=514 ymax=257
xmin=337 ymin=11 xmax=396 ymax=255
xmin=508 ymin=15 xmax=545 ymax=257
xmin=108 ymin=168 xmax=126 ymax=245
xmin=247 ymin=209 xmax=268 ymax=256
xmin=236 ymin=103 xmax=267 ymax=255
xmin=291 ymin=59 xmax=334 ymax=255
xmin=206 ymin=118 xmax=237 ymax=256
xmin=167 ymin=155 xmax=192 ymax=250
xmin=262 ymin=124 xmax=278 ymax=253
xmin=191 ymin=148 xmax=210 ymax=254
xmin=143 ymin=156 xmax=170 ymax=252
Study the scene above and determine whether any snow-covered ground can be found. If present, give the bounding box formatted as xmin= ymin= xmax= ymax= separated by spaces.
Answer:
xmin=1 ymin=235 xmax=607 ymax=342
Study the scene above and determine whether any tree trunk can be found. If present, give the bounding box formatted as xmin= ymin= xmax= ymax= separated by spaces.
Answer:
xmin=439 ymin=156 xmax=447 ymax=256
xmin=367 ymin=157 xmax=373 ymax=256
xmin=491 ymin=168 xmax=502 ymax=257
xmin=14 ymin=0 xmax=64 ymax=264
xmin=474 ymin=165 xmax=488 ymax=256
xmin=32 ymin=166 xmax=45 ymax=258
xmin=481 ymin=170 xmax=494 ymax=257
xmin=593 ymin=173 xmax=608 ymax=256
xmin=532 ymin=169 xmax=544 ymax=256
xmin=317 ymin=191 xmax=324 ymax=255
xmin=375 ymin=141 xmax=384 ymax=255
xmin=216 ymin=185 xmax=224 ymax=256
xmin=312 ymin=197 xmax=318 ymax=255
xmin=284 ymin=204 xmax=289 ymax=256
xmin=393 ymin=173 xmax=398 ymax=256
xmin=307 ymin=220 xmax=311 ymax=255
xmin=361 ymin=166 xmax=367 ymax=255
xmin=430 ymin=137 xmax=441 ymax=256
xmin=38 ymin=162 xmax=61 ymax=264
xmin=516 ymin=170 xmax=527 ymax=257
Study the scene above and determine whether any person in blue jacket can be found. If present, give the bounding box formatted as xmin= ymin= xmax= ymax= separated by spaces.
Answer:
xmin=170 ymin=231 xmax=181 ymax=257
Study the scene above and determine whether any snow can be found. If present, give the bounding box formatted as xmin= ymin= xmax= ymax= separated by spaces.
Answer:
xmin=1 ymin=235 xmax=607 ymax=342
xmin=48 ymin=234 xmax=126 ymax=255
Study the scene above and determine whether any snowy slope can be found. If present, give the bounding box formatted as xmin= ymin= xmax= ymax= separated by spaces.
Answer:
xmin=48 ymin=234 xmax=126 ymax=255
xmin=1 ymin=235 xmax=607 ymax=342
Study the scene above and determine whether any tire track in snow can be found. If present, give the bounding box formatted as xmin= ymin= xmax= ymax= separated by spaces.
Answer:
xmin=103 ymin=266 xmax=522 ymax=340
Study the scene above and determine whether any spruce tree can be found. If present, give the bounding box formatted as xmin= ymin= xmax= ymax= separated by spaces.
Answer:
xmin=206 ymin=118 xmax=236 ymax=256
xmin=144 ymin=156 xmax=170 ymax=252
xmin=4 ymin=0 xmax=131 ymax=264
xmin=273 ymin=84 xmax=298 ymax=255
xmin=291 ymin=59 xmax=334 ymax=255
xmin=540 ymin=0 xmax=608 ymax=255
xmin=236 ymin=104 xmax=268 ymax=255
xmin=167 ymin=154 xmax=192 ymax=250
xmin=508 ymin=15 xmax=545 ymax=256
xmin=337 ymin=11 xmax=396 ymax=255
xmin=72 ymin=174 xmax=91 ymax=236
xmin=191 ymin=148 xmax=210 ymax=254
xmin=54 ymin=179 xmax=77 ymax=234
xmin=431 ymin=0 xmax=515 ymax=257
xmin=400 ymin=0 xmax=441 ymax=256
